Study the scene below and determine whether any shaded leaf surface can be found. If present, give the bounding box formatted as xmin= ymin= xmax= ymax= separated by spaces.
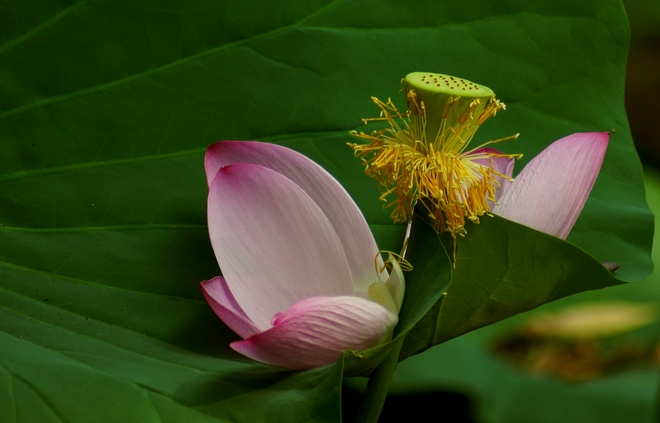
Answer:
xmin=0 ymin=0 xmax=651 ymax=421
xmin=401 ymin=216 xmax=624 ymax=359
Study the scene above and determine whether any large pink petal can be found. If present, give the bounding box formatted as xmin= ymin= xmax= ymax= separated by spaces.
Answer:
xmin=206 ymin=141 xmax=387 ymax=293
xmin=466 ymin=147 xmax=516 ymax=208
xmin=200 ymin=277 xmax=259 ymax=339
xmin=230 ymin=296 xmax=398 ymax=370
xmin=492 ymin=132 xmax=609 ymax=239
xmin=209 ymin=163 xmax=354 ymax=331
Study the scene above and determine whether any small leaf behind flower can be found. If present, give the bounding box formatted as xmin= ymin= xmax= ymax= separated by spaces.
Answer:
xmin=400 ymin=215 xmax=625 ymax=360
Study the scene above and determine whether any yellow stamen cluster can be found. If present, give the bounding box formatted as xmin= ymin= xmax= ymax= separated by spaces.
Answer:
xmin=348 ymin=72 xmax=521 ymax=236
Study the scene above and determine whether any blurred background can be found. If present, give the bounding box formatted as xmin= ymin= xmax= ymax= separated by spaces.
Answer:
xmin=345 ymin=0 xmax=660 ymax=421
xmin=624 ymin=0 xmax=660 ymax=167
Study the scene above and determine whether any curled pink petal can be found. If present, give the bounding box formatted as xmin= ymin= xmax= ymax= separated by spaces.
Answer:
xmin=230 ymin=296 xmax=398 ymax=370
xmin=205 ymin=141 xmax=387 ymax=293
xmin=208 ymin=163 xmax=354 ymax=331
xmin=492 ymin=132 xmax=609 ymax=239
xmin=200 ymin=277 xmax=259 ymax=339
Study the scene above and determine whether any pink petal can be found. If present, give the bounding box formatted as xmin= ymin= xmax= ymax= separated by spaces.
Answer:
xmin=208 ymin=163 xmax=354 ymax=331
xmin=230 ymin=296 xmax=398 ymax=370
xmin=200 ymin=277 xmax=259 ymax=339
xmin=466 ymin=147 xmax=516 ymax=208
xmin=205 ymin=141 xmax=387 ymax=293
xmin=492 ymin=132 xmax=609 ymax=239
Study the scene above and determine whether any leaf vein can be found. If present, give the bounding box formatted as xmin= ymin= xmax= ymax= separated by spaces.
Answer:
xmin=0 ymin=0 xmax=94 ymax=55
xmin=0 ymin=0 xmax=345 ymax=121
xmin=0 ymin=223 xmax=207 ymax=233
xmin=0 ymin=128 xmax=356 ymax=182
xmin=0 ymin=259 xmax=206 ymax=304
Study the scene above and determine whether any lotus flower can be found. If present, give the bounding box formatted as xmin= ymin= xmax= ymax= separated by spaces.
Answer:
xmin=201 ymin=141 xmax=405 ymax=370
xmin=486 ymin=132 xmax=609 ymax=238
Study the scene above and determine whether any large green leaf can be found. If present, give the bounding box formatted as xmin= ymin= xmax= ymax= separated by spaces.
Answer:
xmin=0 ymin=0 xmax=651 ymax=421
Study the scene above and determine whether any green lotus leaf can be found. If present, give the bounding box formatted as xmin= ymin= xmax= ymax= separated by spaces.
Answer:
xmin=0 ymin=0 xmax=650 ymax=421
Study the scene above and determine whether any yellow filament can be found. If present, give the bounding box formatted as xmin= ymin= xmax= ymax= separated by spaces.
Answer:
xmin=376 ymin=250 xmax=413 ymax=273
xmin=349 ymin=92 xmax=521 ymax=236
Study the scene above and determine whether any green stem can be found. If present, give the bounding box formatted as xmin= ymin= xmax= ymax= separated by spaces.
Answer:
xmin=354 ymin=337 xmax=404 ymax=423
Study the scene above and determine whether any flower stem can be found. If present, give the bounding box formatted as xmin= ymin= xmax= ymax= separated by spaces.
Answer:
xmin=354 ymin=337 xmax=404 ymax=423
